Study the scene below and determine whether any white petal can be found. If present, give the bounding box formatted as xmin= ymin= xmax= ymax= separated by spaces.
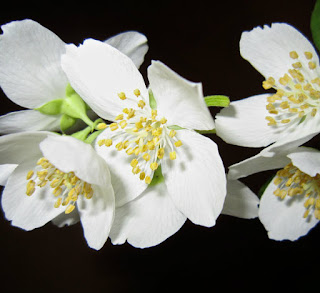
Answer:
xmin=78 ymin=184 xmax=115 ymax=250
xmin=162 ymin=129 xmax=226 ymax=227
xmin=62 ymin=39 xmax=148 ymax=121
xmin=0 ymin=164 xmax=17 ymax=185
xmin=110 ymin=181 xmax=186 ymax=248
xmin=51 ymin=210 xmax=80 ymax=227
xmin=0 ymin=19 xmax=68 ymax=108
xmin=94 ymin=129 xmax=147 ymax=206
xmin=40 ymin=135 xmax=111 ymax=186
xmin=259 ymin=179 xmax=319 ymax=241
xmin=0 ymin=110 xmax=61 ymax=134
xmin=2 ymin=160 xmax=65 ymax=230
xmin=0 ymin=131 xmax=54 ymax=165
xmin=240 ymin=23 xmax=319 ymax=81
xmin=222 ymin=179 xmax=259 ymax=219
xmin=228 ymin=151 xmax=290 ymax=180
xmin=215 ymin=94 xmax=285 ymax=147
xmin=287 ymin=147 xmax=320 ymax=177
xmin=148 ymin=61 xmax=214 ymax=130
xmin=105 ymin=31 xmax=148 ymax=68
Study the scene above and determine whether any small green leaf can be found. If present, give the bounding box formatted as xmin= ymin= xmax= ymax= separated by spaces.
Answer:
xmin=35 ymin=99 xmax=63 ymax=115
xmin=311 ymin=0 xmax=320 ymax=51
xmin=149 ymin=89 xmax=157 ymax=110
xmin=204 ymin=95 xmax=230 ymax=107
xmin=60 ymin=114 xmax=76 ymax=132
xmin=149 ymin=165 xmax=165 ymax=186
xmin=298 ymin=114 xmax=307 ymax=124
xmin=196 ymin=129 xmax=216 ymax=134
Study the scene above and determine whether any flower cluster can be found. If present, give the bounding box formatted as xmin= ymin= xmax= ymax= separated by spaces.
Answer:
xmin=0 ymin=18 xmax=319 ymax=250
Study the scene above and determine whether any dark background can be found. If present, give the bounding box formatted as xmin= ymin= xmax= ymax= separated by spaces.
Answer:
xmin=0 ymin=0 xmax=319 ymax=292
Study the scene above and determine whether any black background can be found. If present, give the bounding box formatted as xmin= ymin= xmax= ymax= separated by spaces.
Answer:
xmin=0 ymin=0 xmax=319 ymax=292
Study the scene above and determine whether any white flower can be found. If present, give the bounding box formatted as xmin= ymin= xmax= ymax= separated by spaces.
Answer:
xmin=0 ymin=19 xmax=148 ymax=133
xmin=61 ymin=39 xmax=227 ymax=247
xmin=216 ymin=23 xmax=320 ymax=149
xmin=0 ymin=132 xmax=115 ymax=250
xmin=228 ymin=142 xmax=320 ymax=241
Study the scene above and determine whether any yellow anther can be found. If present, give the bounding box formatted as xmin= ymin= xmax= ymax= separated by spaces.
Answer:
xmin=150 ymin=162 xmax=158 ymax=171
xmin=145 ymin=176 xmax=151 ymax=184
xmin=110 ymin=123 xmax=118 ymax=131
xmin=98 ymin=139 xmax=106 ymax=146
xmin=54 ymin=198 xmax=62 ymax=208
xmin=104 ymin=139 xmax=113 ymax=147
xmin=127 ymin=108 xmax=135 ymax=119
xmin=288 ymin=95 xmax=300 ymax=104
xmin=130 ymin=159 xmax=139 ymax=167
xmin=279 ymin=74 xmax=291 ymax=86
xmin=281 ymin=119 xmax=291 ymax=124
xmin=262 ymin=77 xmax=275 ymax=89
xmin=292 ymin=62 xmax=302 ymax=69
xmin=115 ymin=114 xmax=124 ymax=120
xmin=312 ymin=108 xmax=317 ymax=117
xmin=265 ymin=116 xmax=277 ymax=126
xmin=147 ymin=140 xmax=155 ymax=150
xmin=118 ymin=92 xmax=126 ymax=100
xmin=304 ymin=197 xmax=315 ymax=208
xmin=65 ymin=204 xmax=76 ymax=214
xmin=96 ymin=123 xmax=107 ymax=130
xmin=169 ymin=151 xmax=176 ymax=160
xmin=160 ymin=117 xmax=167 ymax=124
xmin=174 ymin=140 xmax=183 ymax=147
xmin=50 ymin=179 xmax=60 ymax=188
xmin=151 ymin=109 xmax=157 ymax=118
xmin=26 ymin=180 xmax=35 ymax=196
xmin=304 ymin=51 xmax=313 ymax=59
xmin=85 ymin=189 xmax=93 ymax=199
xmin=299 ymin=110 xmax=305 ymax=118
xmin=53 ymin=187 xmax=62 ymax=197
xmin=309 ymin=61 xmax=316 ymax=70
xmin=119 ymin=120 xmax=127 ymax=129
xmin=123 ymin=108 xmax=129 ymax=114
xmin=134 ymin=89 xmax=141 ymax=97
xmin=139 ymin=172 xmax=145 ymax=180
xmin=135 ymin=121 xmax=143 ymax=129
xmin=126 ymin=148 xmax=134 ymax=155
xmin=157 ymin=148 xmax=165 ymax=159
xmin=116 ymin=142 xmax=124 ymax=151
xmin=132 ymin=166 xmax=141 ymax=174
xmin=169 ymin=129 xmax=176 ymax=138
xmin=143 ymin=153 xmax=151 ymax=161
xmin=26 ymin=170 xmax=34 ymax=180
xmin=289 ymin=51 xmax=299 ymax=59
xmin=138 ymin=100 xmax=146 ymax=109
xmin=280 ymin=101 xmax=289 ymax=109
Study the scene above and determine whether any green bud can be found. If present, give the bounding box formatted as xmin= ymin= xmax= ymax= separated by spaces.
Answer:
xmin=204 ymin=95 xmax=230 ymax=107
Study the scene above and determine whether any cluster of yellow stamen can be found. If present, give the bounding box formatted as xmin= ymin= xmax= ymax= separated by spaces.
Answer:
xmin=26 ymin=157 xmax=93 ymax=214
xmin=273 ymin=163 xmax=320 ymax=220
xmin=98 ymin=89 xmax=183 ymax=184
xmin=263 ymin=51 xmax=320 ymax=126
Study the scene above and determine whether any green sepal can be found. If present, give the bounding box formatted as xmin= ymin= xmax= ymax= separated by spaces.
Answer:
xmin=85 ymin=130 xmax=104 ymax=144
xmin=311 ymin=0 xmax=320 ymax=51
xmin=204 ymin=95 xmax=230 ymax=107
xmin=149 ymin=89 xmax=157 ymax=110
xmin=149 ymin=165 xmax=165 ymax=186
xmin=35 ymin=99 xmax=63 ymax=115
xmin=168 ymin=125 xmax=184 ymax=130
xmin=60 ymin=114 xmax=76 ymax=132
xmin=71 ymin=126 xmax=92 ymax=141
xmin=196 ymin=129 xmax=216 ymax=134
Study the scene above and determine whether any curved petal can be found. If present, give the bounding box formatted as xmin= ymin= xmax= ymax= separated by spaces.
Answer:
xmin=162 ymin=129 xmax=226 ymax=227
xmin=94 ymin=128 xmax=147 ymax=207
xmin=287 ymin=147 xmax=320 ymax=177
xmin=105 ymin=31 xmax=148 ymax=69
xmin=228 ymin=151 xmax=290 ymax=180
xmin=61 ymin=39 xmax=148 ymax=121
xmin=222 ymin=179 xmax=259 ymax=219
xmin=147 ymin=61 xmax=214 ymax=130
xmin=0 ymin=164 xmax=17 ymax=185
xmin=51 ymin=210 xmax=80 ymax=227
xmin=109 ymin=181 xmax=186 ymax=248
xmin=0 ymin=19 xmax=68 ymax=108
xmin=78 ymin=184 xmax=115 ymax=250
xmin=2 ymin=159 xmax=65 ymax=230
xmin=215 ymin=93 xmax=287 ymax=147
xmin=259 ymin=179 xmax=319 ymax=240
xmin=0 ymin=131 xmax=54 ymax=165
xmin=240 ymin=23 xmax=319 ymax=81
xmin=0 ymin=110 xmax=61 ymax=134
xmin=39 ymin=135 xmax=111 ymax=187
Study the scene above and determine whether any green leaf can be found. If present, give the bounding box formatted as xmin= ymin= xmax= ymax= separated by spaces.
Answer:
xmin=149 ymin=89 xmax=157 ymax=110
xmin=204 ymin=95 xmax=230 ymax=107
xmin=311 ymin=0 xmax=320 ymax=51
xmin=60 ymin=114 xmax=76 ymax=132
xmin=35 ymin=99 xmax=63 ymax=115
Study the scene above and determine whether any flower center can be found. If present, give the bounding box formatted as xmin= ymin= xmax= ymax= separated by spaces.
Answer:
xmin=98 ymin=89 xmax=183 ymax=184
xmin=273 ymin=163 xmax=320 ymax=220
xmin=263 ymin=51 xmax=320 ymax=127
xmin=26 ymin=157 xmax=93 ymax=214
